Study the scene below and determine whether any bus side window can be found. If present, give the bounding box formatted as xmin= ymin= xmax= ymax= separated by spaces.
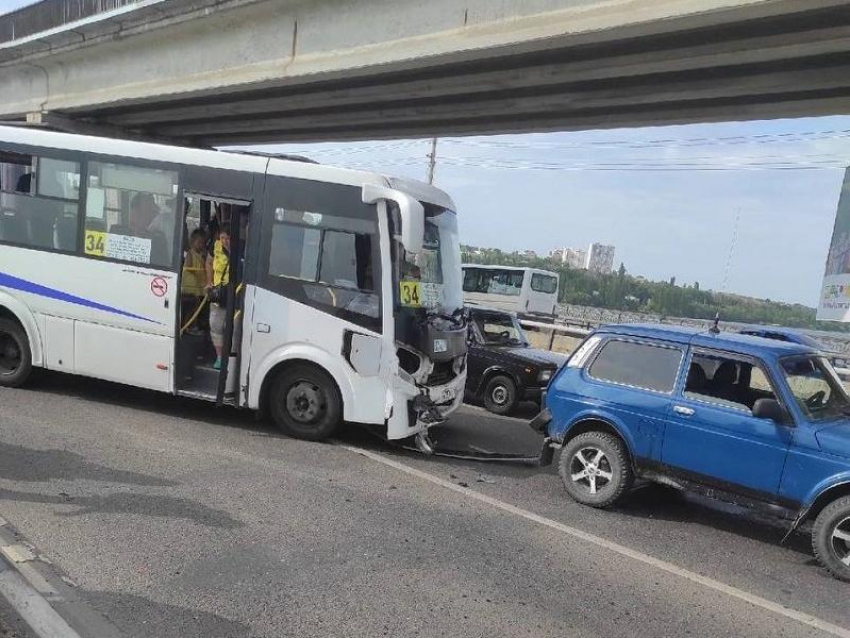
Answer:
xmin=0 ymin=151 xmax=80 ymax=252
xmin=84 ymin=162 xmax=179 ymax=268
xmin=266 ymin=208 xmax=381 ymax=330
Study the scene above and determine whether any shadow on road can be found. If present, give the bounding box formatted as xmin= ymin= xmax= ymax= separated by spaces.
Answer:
xmin=0 ymin=486 xmax=243 ymax=529
xmin=22 ymin=371 xmax=265 ymax=434
xmin=613 ymin=484 xmax=813 ymax=557
xmin=80 ymin=589 xmax=257 ymax=638
xmin=0 ymin=442 xmax=176 ymax=487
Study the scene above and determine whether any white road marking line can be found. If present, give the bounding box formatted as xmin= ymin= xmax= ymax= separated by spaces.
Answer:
xmin=0 ymin=569 xmax=80 ymax=638
xmin=340 ymin=443 xmax=850 ymax=638
xmin=16 ymin=562 xmax=58 ymax=596
xmin=1 ymin=544 xmax=36 ymax=564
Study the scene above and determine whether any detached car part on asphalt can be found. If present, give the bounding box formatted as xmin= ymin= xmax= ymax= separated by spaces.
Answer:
xmin=531 ymin=323 xmax=850 ymax=582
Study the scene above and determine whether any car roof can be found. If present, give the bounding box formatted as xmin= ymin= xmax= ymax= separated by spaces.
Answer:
xmin=596 ymin=323 xmax=818 ymax=357
xmin=465 ymin=303 xmax=515 ymax=317
xmin=738 ymin=326 xmax=827 ymax=350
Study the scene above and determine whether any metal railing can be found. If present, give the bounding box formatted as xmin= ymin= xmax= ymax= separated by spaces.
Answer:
xmin=519 ymin=319 xmax=589 ymax=351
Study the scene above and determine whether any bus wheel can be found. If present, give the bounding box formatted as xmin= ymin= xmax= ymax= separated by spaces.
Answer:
xmin=269 ymin=364 xmax=342 ymax=441
xmin=0 ymin=319 xmax=32 ymax=388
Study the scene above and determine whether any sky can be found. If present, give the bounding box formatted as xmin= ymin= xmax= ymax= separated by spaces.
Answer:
xmin=236 ymin=116 xmax=850 ymax=309
xmin=2 ymin=1 xmax=847 ymax=308
xmin=0 ymin=0 xmax=37 ymax=14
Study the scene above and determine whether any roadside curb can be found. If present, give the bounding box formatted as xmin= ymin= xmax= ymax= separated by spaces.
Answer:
xmin=0 ymin=515 xmax=121 ymax=638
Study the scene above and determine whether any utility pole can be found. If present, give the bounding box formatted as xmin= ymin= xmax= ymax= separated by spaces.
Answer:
xmin=721 ymin=207 xmax=741 ymax=293
xmin=426 ymin=137 xmax=438 ymax=185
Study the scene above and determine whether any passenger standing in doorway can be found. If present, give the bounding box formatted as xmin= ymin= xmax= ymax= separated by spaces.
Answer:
xmin=181 ymin=229 xmax=207 ymax=336
xmin=206 ymin=223 xmax=230 ymax=370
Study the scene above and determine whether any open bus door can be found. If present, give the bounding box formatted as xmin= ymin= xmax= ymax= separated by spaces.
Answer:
xmin=175 ymin=195 xmax=251 ymax=404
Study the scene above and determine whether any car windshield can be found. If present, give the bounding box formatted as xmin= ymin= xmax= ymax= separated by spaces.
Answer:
xmin=474 ymin=312 xmax=528 ymax=345
xmin=780 ymin=355 xmax=850 ymax=421
xmin=397 ymin=205 xmax=462 ymax=313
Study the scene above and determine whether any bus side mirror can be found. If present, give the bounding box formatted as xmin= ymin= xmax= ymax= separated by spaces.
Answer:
xmin=362 ymin=184 xmax=424 ymax=254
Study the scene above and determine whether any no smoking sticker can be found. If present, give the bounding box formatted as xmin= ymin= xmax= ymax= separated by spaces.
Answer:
xmin=150 ymin=277 xmax=168 ymax=298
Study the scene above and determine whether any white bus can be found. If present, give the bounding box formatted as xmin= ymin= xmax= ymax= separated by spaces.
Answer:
xmin=0 ymin=126 xmax=467 ymax=442
xmin=462 ymin=265 xmax=559 ymax=317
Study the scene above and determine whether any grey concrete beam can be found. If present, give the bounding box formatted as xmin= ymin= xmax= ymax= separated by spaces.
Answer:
xmin=3 ymin=0 xmax=850 ymax=142
xmin=201 ymin=95 xmax=850 ymax=147
xmin=95 ymin=23 xmax=850 ymax=128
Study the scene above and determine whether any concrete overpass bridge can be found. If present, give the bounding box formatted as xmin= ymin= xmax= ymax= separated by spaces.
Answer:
xmin=2 ymin=0 xmax=850 ymax=145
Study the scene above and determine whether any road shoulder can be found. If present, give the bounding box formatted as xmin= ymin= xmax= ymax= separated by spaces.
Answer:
xmin=0 ymin=514 xmax=120 ymax=638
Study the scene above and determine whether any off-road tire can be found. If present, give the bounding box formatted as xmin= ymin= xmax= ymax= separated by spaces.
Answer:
xmin=812 ymin=495 xmax=850 ymax=582
xmin=559 ymin=430 xmax=633 ymax=508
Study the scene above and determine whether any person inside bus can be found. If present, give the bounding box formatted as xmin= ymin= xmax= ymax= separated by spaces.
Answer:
xmin=128 ymin=192 xmax=159 ymax=236
xmin=205 ymin=223 xmax=230 ymax=370
xmin=181 ymin=228 xmax=207 ymax=336
xmin=148 ymin=197 xmax=175 ymax=253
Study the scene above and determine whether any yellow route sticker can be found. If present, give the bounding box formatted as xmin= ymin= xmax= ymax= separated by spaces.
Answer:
xmin=84 ymin=230 xmax=106 ymax=256
xmin=399 ymin=280 xmax=422 ymax=307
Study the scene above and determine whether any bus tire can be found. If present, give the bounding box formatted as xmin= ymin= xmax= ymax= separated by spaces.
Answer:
xmin=269 ymin=363 xmax=342 ymax=441
xmin=0 ymin=318 xmax=33 ymax=388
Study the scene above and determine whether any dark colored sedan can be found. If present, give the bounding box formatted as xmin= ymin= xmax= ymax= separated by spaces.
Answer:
xmin=465 ymin=306 xmax=565 ymax=415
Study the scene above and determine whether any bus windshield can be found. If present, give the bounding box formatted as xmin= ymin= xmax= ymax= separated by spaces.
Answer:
xmin=397 ymin=206 xmax=463 ymax=313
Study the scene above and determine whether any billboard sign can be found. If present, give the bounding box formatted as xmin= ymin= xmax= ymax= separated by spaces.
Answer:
xmin=818 ymin=169 xmax=850 ymax=322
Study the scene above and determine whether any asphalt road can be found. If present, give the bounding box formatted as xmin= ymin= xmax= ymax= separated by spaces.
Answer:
xmin=0 ymin=371 xmax=848 ymax=638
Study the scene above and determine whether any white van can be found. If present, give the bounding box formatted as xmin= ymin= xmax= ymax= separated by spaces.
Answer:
xmin=462 ymin=265 xmax=559 ymax=317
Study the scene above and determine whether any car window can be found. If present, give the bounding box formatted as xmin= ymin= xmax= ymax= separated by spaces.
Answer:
xmin=684 ymin=352 xmax=777 ymax=412
xmin=781 ymin=356 xmax=850 ymax=421
xmin=474 ymin=312 xmax=527 ymax=345
xmin=588 ymin=339 xmax=682 ymax=393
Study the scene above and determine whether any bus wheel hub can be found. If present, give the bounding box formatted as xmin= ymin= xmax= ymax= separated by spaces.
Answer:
xmin=286 ymin=382 xmax=324 ymax=423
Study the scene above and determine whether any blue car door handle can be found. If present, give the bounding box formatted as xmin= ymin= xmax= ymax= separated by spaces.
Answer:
xmin=673 ymin=405 xmax=695 ymax=416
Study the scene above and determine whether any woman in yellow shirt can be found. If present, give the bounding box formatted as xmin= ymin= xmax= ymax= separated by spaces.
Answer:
xmin=205 ymin=224 xmax=230 ymax=370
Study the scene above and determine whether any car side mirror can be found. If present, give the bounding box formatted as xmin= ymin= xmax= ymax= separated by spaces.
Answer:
xmin=752 ymin=398 xmax=789 ymax=424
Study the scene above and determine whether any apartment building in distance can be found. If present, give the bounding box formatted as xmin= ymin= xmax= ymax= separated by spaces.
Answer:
xmin=550 ymin=243 xmax=615 ymax=273
xmin=585 ymin=243 xmax=615 ymax=274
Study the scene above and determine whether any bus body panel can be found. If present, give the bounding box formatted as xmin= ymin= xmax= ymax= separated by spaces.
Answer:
xmin=245 ymin=285 xmax=390 ymax=424
xmin=1 ymin=245 xmax=177 ymax=391
xmin=1 ymin=125 xmax=467 ymax=440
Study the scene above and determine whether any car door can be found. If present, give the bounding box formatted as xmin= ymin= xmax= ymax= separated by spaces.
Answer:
xmin=582 ymin=337 xmax=685 ymax=462
xmin=662 ymin=348 xmax=794 ymax=498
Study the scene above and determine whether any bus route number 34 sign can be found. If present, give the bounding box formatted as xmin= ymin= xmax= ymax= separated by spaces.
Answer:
xmin=84 ymin=230 xmax=107 ymax=256
xmin=399 ymin=281 xmax=422 ymax=307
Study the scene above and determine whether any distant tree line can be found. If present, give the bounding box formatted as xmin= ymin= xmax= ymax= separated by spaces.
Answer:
xmin=461 ymin=247 xmax=850 ymax=332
